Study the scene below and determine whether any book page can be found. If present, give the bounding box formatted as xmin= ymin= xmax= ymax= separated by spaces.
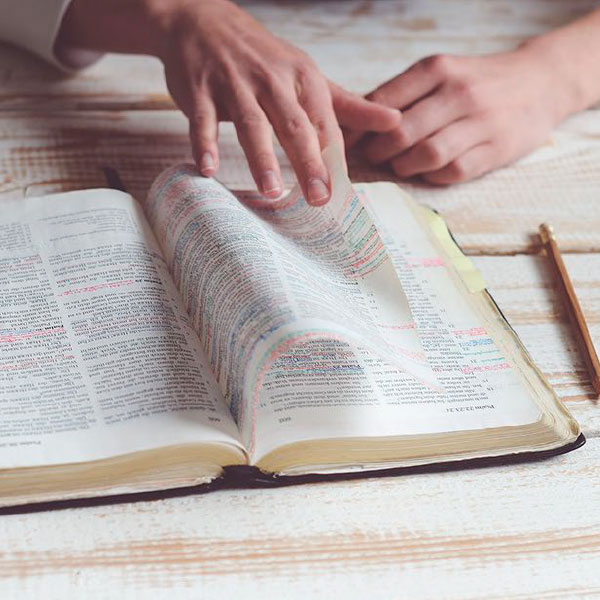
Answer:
xmin=145 ymin=157 xmax=438 ymax=455
xmin=249 ymin=182 xmax=544 ymax=465
xmin=0 ymin=190 xmax=243 ymax=469
xmin=357 ymin=183 xmax=545 ymax=422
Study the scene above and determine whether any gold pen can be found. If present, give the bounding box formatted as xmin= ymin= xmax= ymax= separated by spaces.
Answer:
xmin=539 ymin=223 xmax=600 ymax=397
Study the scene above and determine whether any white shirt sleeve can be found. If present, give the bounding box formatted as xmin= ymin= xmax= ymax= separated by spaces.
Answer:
xmin=0 ymin=0 xmax=103 ymax=71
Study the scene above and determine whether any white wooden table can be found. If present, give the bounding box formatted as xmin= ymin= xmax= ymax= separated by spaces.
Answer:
xmin=1 ymin=1 xmax=600 ymax=597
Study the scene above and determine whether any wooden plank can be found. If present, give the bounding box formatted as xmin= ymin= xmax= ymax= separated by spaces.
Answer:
xmin=474 ymin=254 xmax=600 ymax=435
xmin=1 ymin=439 xmax=599 ymax=598
xmin=0 ymin=0 xmax=597 ymax=110
xmin=2 ymin=110 xmax=600 ymax=253
xmin=0 ymin=110 xmax=197 ymax=200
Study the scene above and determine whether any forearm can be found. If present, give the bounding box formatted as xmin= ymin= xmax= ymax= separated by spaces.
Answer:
xmin=523 ymin=8 xmax=600 ymax=118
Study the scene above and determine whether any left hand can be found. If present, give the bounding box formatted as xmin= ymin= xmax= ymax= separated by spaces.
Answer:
xmin=348 ymin=45 xmax=575 ymax=185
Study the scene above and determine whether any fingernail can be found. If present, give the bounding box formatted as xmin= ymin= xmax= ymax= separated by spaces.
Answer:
xmin=200 ymin=152 xmax=215 ymax=175
xmin=260 ymin=170 xmax=282 ymax=198
xmin=307 ymin=177 xmax=330 ymax=205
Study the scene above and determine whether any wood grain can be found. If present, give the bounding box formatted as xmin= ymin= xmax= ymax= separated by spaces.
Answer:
xmin=474 ymin=254 xmax=600 ymax=434
xmin=1 ymin=441 xmax=599 ymax=597
xmin=539 ymin=224 xmax=600 ymax=394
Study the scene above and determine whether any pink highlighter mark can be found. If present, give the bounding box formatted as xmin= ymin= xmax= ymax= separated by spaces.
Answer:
xmin=407 ymin=256 xmax=445 ymax=268
xmin=58 ymin=279 xmax=134 ymax=296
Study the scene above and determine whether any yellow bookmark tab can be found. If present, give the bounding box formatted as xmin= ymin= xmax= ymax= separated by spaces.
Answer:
xmin=420 ymin=207 xmax=486 ymax=293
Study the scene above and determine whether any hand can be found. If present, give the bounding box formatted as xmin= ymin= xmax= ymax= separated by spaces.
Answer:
xmin=350 ymin=45 xmax=578 ymax=185
xmin=57 ymin=0 xmax=400 ymax=204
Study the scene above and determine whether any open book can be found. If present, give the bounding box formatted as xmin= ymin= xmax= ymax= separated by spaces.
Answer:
xmin=0 ymin=151 xmax=583 ymax=507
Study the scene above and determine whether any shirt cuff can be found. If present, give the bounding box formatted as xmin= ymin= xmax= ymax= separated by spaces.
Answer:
xmin=0 ymin=0 xmax=103 ymax=72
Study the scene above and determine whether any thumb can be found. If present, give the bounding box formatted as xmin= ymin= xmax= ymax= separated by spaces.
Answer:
xmin=329 ymin=81 xmax=401 ymax=132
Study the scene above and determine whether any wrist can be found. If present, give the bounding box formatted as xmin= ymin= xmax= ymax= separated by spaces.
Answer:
xmin=518 ymin=37 xmax=585 ymax=123
xmin=56 ymin=0 xmax=182 ymax=59
xmin=518 ymin=11 xmax=600 ymax=122
xmin=157 ymin=0 xmax=243 ymax=61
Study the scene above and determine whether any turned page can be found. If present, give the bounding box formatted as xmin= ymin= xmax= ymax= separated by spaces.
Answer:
xmin=144 ymin=153 xmax=439 ymax=458
xmin=252 ymin=180 xmax=543 ymax=464
xmin=146 ymin=153 xmax=545 ymax=466
xmin=357 ymin=182 xmax=545 ymax=424
xmin=0 ymin=190 xmax=242 ymax=469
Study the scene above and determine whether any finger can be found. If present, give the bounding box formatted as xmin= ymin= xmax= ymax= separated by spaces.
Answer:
xmin=364 ymin=87 xmax=468 ymax=164
xmin=261 ymin=92 xmax=330 ymax=206
xmin=366 ymin=54 xmax=451 ymax=109
xmin=389 ymin=117 xmax=488 ymax=178
xmin=330 ymin=81 xmax=401 ymax=132
xmin=189 ymin=94 xmax=219 ymax=176
xmin=296 ymin=78 xmax=343 ymax=149
xmin=298 ymin=77 xmax=349 ymax=177
xmin=230 ymin=98 xmax=283 ymax=199
xmin=422 ymin=143 xmax=498 ymax=185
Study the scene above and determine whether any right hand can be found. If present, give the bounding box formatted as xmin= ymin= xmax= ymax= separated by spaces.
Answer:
xmin=57 ymin=0 xmax=401 ymax=204
xmin=159 ymin=0 xmax=401 ymax=204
